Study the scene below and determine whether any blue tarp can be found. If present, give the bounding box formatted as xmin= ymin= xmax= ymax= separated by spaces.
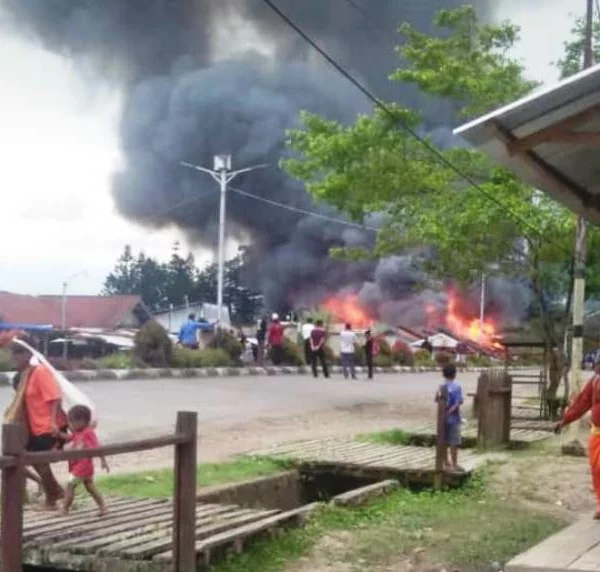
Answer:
xmin=0 ymin=323 xmax=53 ymax=332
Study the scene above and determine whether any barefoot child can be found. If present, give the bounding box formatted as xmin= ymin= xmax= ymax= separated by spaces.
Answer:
xmin=61 ymin=405 xmax=109 ymax=516
xmin=435 ymin=364 xmax=464 ymax=472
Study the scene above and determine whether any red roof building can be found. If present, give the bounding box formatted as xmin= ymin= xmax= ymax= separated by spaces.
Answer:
xmin=0 ymin=292 xmax=151 ymax=330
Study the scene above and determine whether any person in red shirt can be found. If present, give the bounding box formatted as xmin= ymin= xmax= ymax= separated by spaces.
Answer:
xmin=267 ymin=314 xmax=285 ymax=366
xmin=555 ymin=369 xmax=600 ymax=518
xmin=61 ymin=405 xmax=109 ymax=517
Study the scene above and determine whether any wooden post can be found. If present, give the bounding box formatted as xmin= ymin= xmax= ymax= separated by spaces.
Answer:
xmin=1 ymin=423 xmax=27 ymax=572
xmin=434 ymin=384 xmax=448 ymax=490
xmin=173 ymin=411 xmax=198 ymax=572
xmin=476 ymin=369 xmax=512 ymax=449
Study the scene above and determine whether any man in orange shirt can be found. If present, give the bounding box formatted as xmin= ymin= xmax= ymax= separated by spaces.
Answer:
xmin=556 ymin=365 xmax=600 ymax=518
xmin=8 ymin=342 xmax=67 ymax=509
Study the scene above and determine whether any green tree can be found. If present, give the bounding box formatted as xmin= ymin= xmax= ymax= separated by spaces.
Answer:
xmin=283 ymin=6 xmax=576 ymax=408
xmin=103 ymin=245 xmax=138 ymax=296
xmin=557 ymin=15 xmax=600 ymax=79
xmin=165 ymin=242 xmax=197 ymax=306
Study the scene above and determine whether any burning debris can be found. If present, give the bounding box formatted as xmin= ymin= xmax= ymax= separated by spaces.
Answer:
xmin=2 ymin=0 xmax=530 ymax=325
xmin=321 ymin=289 xmax=505 ymax=354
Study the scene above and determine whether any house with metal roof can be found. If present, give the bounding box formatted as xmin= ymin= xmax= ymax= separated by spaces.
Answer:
xmin=0 ymin=292 xmax=151 ymax=331
xmin=453 ymin=63 xmax=600 ymax=224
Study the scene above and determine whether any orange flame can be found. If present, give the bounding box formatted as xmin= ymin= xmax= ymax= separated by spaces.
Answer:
xmin=445 ymin=291 xmax=502 ymax=350
xmin=322 ymin=295 xmax=373 ymax=329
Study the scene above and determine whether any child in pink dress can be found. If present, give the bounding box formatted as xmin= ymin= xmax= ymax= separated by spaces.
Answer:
xmin=61 ymin=405 xmax=109 ymax=517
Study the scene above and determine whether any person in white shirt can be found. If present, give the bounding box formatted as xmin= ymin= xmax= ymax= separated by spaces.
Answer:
xmin=301 ymin=318 xmax=315 ymax=365
xmin=339 ymin=323 xmax=357 ymax=380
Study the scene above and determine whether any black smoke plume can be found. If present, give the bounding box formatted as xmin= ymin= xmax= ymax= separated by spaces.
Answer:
xmin=1 ymin=0 xmax=528 ymax=325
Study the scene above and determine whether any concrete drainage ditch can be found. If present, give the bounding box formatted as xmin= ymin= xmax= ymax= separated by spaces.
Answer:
xmin=22 ymin=468 xmax=401 ymax=571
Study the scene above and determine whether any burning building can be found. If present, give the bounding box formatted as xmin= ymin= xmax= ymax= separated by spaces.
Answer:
xmin=2 ymin=1 xmax=531 ymax=327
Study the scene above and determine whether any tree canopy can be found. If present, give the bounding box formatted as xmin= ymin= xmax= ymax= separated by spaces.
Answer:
xmin=283 ymin=5 xmax=600 ymax=397
xmin=103 ymin=244 xmax=263 ymax=324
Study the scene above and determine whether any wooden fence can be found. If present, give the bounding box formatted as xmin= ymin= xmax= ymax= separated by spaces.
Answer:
xmin=0 ymin=410 xmax=198 ymax=572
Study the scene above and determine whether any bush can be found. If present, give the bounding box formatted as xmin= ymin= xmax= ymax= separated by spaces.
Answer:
xmin=134 ymin=321 xmax=173 ymax=368
xmin=377 ymin=338 xmax=392 ymax=357
xmin=324 ymin=345 xmax=340 ymax=366
xmin=374 ymin=354 xmax=393 ymax=367
xmin=172 ymin=346 xmax=233 ymax=368
xmin=392 ymin=341 xmax=414 ymax=366
xmin=414 ymin=349 xmax=434 ymax=367
xmin=353 ymin=343 xmax=367 ymax=366
xmin=98 ymin=352 xmax=134 ymax=370
xmin=0 ymin=350 xmax=13 ymax=372
xmin=209 ymin=330 xmax=243 ymax=364
xmin=281 ymin=338 xmax=304 ymax=366
xmin=466 ymin=354 xmax=493 ymax=368
xmin=435 ymin=351 xmax=454 ymax=367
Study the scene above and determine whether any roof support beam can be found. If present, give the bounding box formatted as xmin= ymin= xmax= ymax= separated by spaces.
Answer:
xmin=506 ymin=101 xmax=600 ymax=155
xmin=490 ymin=121 xmax=600 ymax=210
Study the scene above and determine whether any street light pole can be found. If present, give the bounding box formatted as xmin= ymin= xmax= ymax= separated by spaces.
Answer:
xmin=61 ymin=270 xmax=87 ymax=360
xmin=61 ymin=281 xmax=68 ymax=360
xmin=217 ymin=167 xmax=228 ymax=323
xmin=180 ymin=156 xmax=268 ymax=328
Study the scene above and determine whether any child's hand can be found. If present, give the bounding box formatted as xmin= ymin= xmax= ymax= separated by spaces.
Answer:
xmin=101 ymin=459 xmax=110 ymax=473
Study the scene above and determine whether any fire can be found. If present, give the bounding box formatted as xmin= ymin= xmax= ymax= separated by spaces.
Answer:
xmin=445 ymin=292 xmax=502 ymax=350
xmin=322 ymin=295 xmax=373 ymax=329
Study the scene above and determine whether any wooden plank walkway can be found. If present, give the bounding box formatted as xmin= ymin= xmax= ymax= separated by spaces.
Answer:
xmin=393 ymin=421 xmax=553 ymax=448
xmin=506 ymin=517 xmax=600 ymax=572
xmin=17 ymin=496 xmax=313 ymax=571
xmin=249 ymin=439 xmax=496 ymax=485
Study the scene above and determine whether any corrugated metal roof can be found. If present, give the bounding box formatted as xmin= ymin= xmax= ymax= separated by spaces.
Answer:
xmin=0 ymin=292 xmax=147 ymax=329
xmin=454 ymin=63 xmax=600 ymax=225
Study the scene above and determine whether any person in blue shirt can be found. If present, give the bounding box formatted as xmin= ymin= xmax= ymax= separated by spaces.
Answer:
xmin=178 ymin=313 xmax=202 ymax=350
xmin=436 ymin=363 xmax=464 ymax=472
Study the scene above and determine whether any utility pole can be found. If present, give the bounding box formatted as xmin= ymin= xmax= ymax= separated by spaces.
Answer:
xmin=479 ymin=273 xmax=486 ymax=331
xmin=565 ymin=0 xmax=594 ymax=454
xmin=180 ymin=157 xmax=268 ymax=328
xmin=61 ymin=270 xmax=87 ymax=360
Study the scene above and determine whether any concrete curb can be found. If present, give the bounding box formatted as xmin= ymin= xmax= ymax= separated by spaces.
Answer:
xmin=0 ymin=365 xmax=530 ymax=384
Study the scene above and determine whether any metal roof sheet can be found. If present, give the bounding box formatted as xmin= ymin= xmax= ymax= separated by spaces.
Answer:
xmin=454 ymin=63 xmax=600 ymax=225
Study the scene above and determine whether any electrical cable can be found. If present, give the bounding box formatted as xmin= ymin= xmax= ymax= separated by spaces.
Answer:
xmin=259 ymin=0 xmax=554 ymax=242
xmin=228 ymin=185 xmax=378 ymax=232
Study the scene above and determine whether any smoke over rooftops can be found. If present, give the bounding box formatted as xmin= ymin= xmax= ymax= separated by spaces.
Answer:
xmin=2 ymin=0 xmax=529 ymax=323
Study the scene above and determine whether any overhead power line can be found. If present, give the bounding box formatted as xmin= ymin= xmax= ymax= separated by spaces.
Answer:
xmin=259 ymin=0 xmax=552 ymax=242
xmin=228 ymin=185 xmax=378 ymax=232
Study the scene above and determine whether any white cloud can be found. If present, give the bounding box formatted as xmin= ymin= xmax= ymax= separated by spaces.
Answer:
xmin=0 ymin=34 xmax=193 ymax=296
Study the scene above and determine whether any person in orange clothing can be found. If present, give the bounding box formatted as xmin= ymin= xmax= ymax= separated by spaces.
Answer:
xmin=5 ymin=341 xmax=68 ymax=510
xmin=555 ymin=366 xmax=600 ymax=518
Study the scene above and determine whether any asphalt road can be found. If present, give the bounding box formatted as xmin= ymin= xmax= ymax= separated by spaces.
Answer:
xmin=0 ymin=371 xmax=485 ymax=442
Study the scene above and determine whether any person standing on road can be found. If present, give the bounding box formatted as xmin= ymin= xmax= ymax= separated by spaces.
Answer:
xmin=6 ymin=341 xmax=68 ymax=510
xmin=364 ymin=330 xmax=375 ymax=380
xmin=310 ymin=320 xmax=330 ymax=378
xmin=178 ymin=313 xmax=202 ymax=350
xmin=301 ymin=318 xmax=315 ymax=366
xmin=268 ymin=314 xmax=285 ymax=366
xmin=256 ymin=318 xmax=267 ymax=366
xmin=340 ymin=323 xmax=357 ymax=380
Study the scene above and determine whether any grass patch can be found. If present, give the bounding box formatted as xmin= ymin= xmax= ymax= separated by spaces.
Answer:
xmin=358 ymin=429 xmax=412 ymax=446
xmin=212 ymin=472 xmax=565 ymax=572
xmin=97 ymin=457 xmax=288 ymax=498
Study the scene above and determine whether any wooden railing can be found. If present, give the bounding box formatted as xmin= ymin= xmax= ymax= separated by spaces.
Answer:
xmin=0 ymin=410 xmax=198 ymax=572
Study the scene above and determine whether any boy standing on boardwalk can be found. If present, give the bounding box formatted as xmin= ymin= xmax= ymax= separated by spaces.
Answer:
xmin=436 ymin=364 xmax=463 ymax=472
xmin=61 ymin=405 xmax=109 ymax=517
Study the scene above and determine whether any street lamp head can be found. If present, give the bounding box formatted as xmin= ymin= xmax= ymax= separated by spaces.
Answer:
xmin=213 ymin=155 xmax=232 ymax=172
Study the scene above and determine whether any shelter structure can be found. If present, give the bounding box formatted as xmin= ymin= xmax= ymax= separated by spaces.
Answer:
xmin=454 ymin=63 xmax=600 ymax=223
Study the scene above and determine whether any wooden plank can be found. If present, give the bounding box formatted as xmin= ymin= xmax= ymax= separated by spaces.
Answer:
xmin=45 ymin=504 xmax=237 ymax=552
xmin=507 ymin=518 xmax=597 ymax=571
xmin=173 ymin=411 xmax=197 ymax=572
xmin=567 ymin=537 xmax=600 ymax=571
xmin=119 ymin=509 xmax=281 ymax=559
xmin=23 ymin=499 xmax=169 ymax=541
